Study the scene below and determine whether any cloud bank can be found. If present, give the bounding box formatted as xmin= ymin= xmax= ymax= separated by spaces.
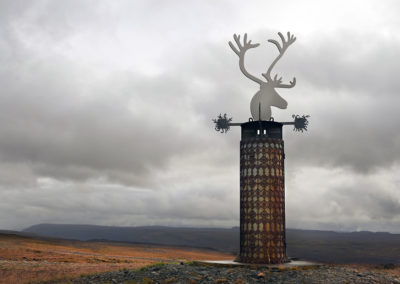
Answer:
xmin=0 ymin=0 xmax=399 ymax=232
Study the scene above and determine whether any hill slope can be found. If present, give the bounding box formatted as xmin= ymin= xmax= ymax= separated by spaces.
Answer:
xmin=24 ymin=224 xmax=400 ymax=264
xmin=0 ymin=231 xmax=232 ymax=284
xmin=24 ymin=224 xmax=239 ymax=253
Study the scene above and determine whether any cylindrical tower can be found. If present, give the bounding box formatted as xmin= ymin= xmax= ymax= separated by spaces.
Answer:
xmin=238 ymin=120 xmax=287 ymax=264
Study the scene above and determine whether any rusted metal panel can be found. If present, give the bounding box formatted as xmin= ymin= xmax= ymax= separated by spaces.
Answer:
xmin=238 ymin=134 xmax=287 ymax=264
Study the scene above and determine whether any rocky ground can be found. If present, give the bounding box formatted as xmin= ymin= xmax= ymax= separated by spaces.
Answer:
xmin=51 ymin=262 xmax=400 ymax=284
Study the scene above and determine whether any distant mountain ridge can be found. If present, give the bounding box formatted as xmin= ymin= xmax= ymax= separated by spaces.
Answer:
xmin=23 ymin=224 xmax=400 ymax=264
xmin=24 ymin=224 xmax=239 ymax=253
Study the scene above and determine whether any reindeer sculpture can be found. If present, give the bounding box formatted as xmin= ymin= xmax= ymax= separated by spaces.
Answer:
xmin=229 ymin=32 xmax=296 ymax=121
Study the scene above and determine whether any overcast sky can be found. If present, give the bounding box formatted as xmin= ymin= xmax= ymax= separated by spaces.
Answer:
xmin=1 ymin=0 xmax=400 ymax=233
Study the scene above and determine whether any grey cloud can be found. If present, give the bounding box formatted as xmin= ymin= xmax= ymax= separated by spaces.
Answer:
xmin=284 ymin=91 xmax=400 ymax=173
xmin=0 ymin=65 xmax=209 ymax=186
xmin=0 ymin=178 xmax=239 ymax=230
xmin=285 ymin=166 xmax=400 ymax=233
xmin=0 ymin=16 xmax=243 ymax=187
xmin=292 ymin=32 xmax=400 ymax=96
xmin=0 ymin=163 xmax=37 ymax=187
xmin=326 ymin=183 xmax=400 ymax=221
xmin=0 ymin=40 xmax=239 ymax=187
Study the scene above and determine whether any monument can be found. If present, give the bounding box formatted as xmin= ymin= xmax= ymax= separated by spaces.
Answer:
xmin=213 ymin=32 xmax=309 ymax=264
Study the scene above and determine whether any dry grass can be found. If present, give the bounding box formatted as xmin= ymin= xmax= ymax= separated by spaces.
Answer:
xmin=0 ymin=233 xmax=234 ymax=284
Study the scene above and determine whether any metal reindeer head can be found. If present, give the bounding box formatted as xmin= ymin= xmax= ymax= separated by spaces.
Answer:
xmin=229 ymin=32 xmax=296 ymax=121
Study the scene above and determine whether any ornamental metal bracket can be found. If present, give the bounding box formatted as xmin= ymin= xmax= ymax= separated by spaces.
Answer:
xmin=212 ymin=113 xmax=233 ymax=133
xmin=282 ymin=114 xmax=310 ymax=132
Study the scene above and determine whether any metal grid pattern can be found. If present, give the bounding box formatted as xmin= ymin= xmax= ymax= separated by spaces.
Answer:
xmin=238 ymin=137 xmax=287 ymax=264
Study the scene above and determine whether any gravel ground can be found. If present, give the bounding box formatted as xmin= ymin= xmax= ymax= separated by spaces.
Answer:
xmin=53 ymin=262 xmax=400 ymax=284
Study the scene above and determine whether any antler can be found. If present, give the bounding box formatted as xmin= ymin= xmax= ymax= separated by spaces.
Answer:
xmin=262 ymin=32 xmax=296 ymax=88
xmin=229 ymin=33 xmax=263 ymax=85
